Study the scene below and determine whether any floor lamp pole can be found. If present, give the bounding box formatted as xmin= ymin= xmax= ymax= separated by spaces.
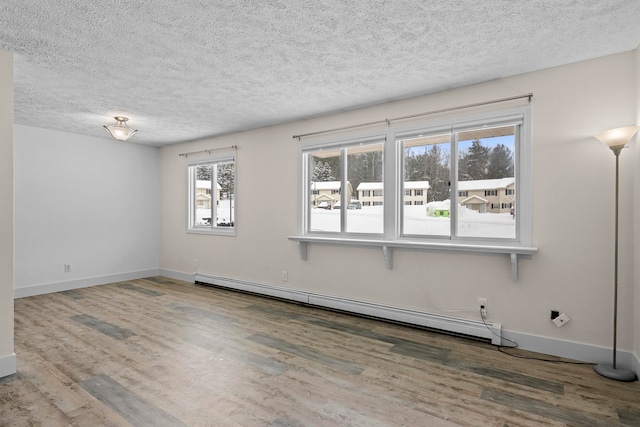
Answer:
xmin=594 ymin=148 xmax=636 ymax=381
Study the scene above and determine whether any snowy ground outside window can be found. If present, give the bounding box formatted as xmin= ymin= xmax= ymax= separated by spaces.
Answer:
xmin=310 ymin=202 xmax=515 ymax=238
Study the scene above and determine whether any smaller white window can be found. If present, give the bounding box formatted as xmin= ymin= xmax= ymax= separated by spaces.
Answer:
xmin=187 ymin=156 xmax=236 ymax=235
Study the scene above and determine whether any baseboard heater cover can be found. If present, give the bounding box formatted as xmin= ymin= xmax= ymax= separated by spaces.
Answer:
xmin=194 ymin=273 xmax=502 ymax=345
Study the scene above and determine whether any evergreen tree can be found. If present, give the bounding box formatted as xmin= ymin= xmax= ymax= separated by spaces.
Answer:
xmin=196 ymin=165 xmax=212 ymax=180
xmin=312 ymin=161 xmax=334 ymax=182
xmin=348 ymin=150 xmax=382 ymax=198
xmin=403 ymin=144 xmax=451 ymax=202
xmin=425 ymin=144 xmax=450 ymax=202
xmin=487 ymin=143 xmax=514 ymax=178
xmin=217 ymin=163 xmax=235 ymax=198
xmin=459 ymin=139 xmax=490 ymax=181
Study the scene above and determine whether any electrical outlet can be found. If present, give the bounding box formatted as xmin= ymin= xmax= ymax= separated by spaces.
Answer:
xmin=282 ymin=270 xmax=288 ymax=282
xmin=477 ymin=297 xmax=488 ymax=314
xmin=64 ymin=264 xmax=71 ymax=273
xmin=552 ymin=312 xmax=570 ymax=327
xmin=193 ymin=258 xmax=198 ymax=267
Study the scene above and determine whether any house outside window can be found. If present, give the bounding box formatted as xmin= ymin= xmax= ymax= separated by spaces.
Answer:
xmin=305 ymin=138 xmax=384 ymax=233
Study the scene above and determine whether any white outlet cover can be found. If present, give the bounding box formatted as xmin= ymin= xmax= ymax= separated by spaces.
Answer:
xmin=552 ymin=313 xmax=570 ymax=327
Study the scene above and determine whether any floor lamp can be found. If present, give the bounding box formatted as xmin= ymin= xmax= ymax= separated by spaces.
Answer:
xmin=593 ymin=125 xmax=639 ymax=382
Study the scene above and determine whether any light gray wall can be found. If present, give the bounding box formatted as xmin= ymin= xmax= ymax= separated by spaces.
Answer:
xmin=13 ymin=125 xmax=160 ymax=296
xmin=0 ymin=49 xmax=15 ymax=378
xmin=159 ymin=50 xmax=638 ymax=360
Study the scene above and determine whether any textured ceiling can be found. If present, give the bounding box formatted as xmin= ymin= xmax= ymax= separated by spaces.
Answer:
xmin=1 ymin=1 xmax=639 ymax=147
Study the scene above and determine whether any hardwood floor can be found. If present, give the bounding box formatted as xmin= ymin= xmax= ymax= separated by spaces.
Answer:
xmin=2 ymin=277 xmax=640 ymax=426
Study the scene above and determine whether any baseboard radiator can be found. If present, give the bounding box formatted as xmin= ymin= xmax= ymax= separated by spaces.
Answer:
xmin=194 ymin=272 xmax=502 ymax=345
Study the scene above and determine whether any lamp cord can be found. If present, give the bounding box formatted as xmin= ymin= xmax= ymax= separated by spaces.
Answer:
xmin=479 ymin=310 xmax=594 ymax=365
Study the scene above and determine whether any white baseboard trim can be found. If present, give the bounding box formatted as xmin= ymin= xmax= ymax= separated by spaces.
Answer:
xmin=0 ymin=353 xmax=16 ymax=379
xmin=159 ymin=268 xmax=195 ymax=283
xmin=14 ymin=269 xmax=161 ymax=298
xmin=160 ymin=269 xmax=639 ymax=373
xmin=502 ymin=330 xmax=637 ymax=371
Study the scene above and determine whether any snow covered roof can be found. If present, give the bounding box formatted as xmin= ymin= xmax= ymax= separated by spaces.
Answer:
xmin=358 ymin=181 xmax=430 ymax=191
xmin=458 ymin=177 xmax=514 ymax=191
xmin=357 ymin=182 xmax=382 ymax=191
xmin=196 ymin=180 xmax=222 ymax=190
xmin=313 ymin=181 xmax=346 ymax=190
xmin=460 ymin=195 xmax=489 ymax=204
xmin=315 ymin=193 xmax=337 ymax=201
xmin=404 ymin=181 xmax=430 ymax=190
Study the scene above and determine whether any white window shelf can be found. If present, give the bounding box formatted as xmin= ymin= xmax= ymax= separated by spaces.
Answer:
xmin=288 ymin=236 xmax=537 ymax=281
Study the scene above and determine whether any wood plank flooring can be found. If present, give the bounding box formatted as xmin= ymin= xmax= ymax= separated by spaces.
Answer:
xmin=2 ymin=277 xmax=640 ymax=426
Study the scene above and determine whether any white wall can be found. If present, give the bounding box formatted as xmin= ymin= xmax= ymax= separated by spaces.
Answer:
xmin=14 ymin=125 xmax=160 ymax=297
xmin=0 ymin=49 xmax=15 ymax=378
xmin=159 ymin=50 xmax=639 ymax=366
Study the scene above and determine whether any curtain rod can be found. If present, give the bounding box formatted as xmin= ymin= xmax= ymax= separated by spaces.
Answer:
xmin=178 ymin=145 xmax=237 ymax=157
xmin=292 ymin=93 xmax=533 ymax=140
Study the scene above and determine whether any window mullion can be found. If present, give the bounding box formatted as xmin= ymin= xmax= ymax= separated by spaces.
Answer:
xmin=340 ymin=147 xmax=347 ymax=234
xmin=450 ymin=132 xmax=459 ymax=240
xmin=390 ymin=132 xmax=400 ymax=240
xmin=211 ymin=165 xmax=217 ymax=230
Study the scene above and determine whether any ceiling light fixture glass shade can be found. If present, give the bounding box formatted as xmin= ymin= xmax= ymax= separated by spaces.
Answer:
xmin=104 ymin=116 xmax=137 ymax=141
xmin=593 ymin=126 xmax=639 ymax=154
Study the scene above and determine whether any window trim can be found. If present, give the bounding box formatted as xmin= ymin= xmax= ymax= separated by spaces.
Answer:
xmin=292 ymin=106 xmax=535 ymax=280
xmin=186 ymin=155 xmax=236 ymax=236
xmin=301 ymin=134 xmax=386 ymax=236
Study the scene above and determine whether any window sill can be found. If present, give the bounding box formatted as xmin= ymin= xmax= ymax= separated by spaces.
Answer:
xmin=187 ymin=228 xmax=236 ymax=236
xmin=287 ymin=236 xmax=537 ymax=281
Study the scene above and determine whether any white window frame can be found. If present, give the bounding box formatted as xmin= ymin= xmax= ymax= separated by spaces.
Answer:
xmin=187 ymin=155 xmax=236 ymax=236
xmin=300 ymin=134 xmax=386 ymax=236
xmin=292 ymin=107 xmax=535 ymax=280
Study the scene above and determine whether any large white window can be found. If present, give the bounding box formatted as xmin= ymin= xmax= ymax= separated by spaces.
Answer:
xmin=187 ymin=156 xmax=236 ymax=235
xmin=298 ymin=107 xmax=531 ymax=249
xmin=303 ymin=136 xmax=384 ymax=235
xmin=399 ymin=120 xmax=521 ymax=241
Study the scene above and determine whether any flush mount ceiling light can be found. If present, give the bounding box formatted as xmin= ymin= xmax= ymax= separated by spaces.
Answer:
xmin=104 ymin=116 xmax=137 ymax=141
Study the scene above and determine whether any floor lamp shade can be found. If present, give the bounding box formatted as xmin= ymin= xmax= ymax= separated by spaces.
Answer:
xmin=593 ymin=126 xmax=639 ymax=153
xmin=592 ymin=125 xmax=638 ymax=382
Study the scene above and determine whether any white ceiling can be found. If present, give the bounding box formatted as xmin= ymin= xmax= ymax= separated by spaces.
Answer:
xmin=1 ymin=1 xmax=639 ymax=147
